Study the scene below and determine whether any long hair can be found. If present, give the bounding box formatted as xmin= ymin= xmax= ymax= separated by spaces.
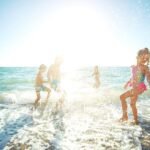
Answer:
xmin=137 ymin=48 xmax=150 ymax=65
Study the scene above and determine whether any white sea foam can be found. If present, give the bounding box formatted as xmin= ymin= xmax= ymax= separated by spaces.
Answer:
xmin=0 ymin=67 xmax=150 ymax=149
xmin=0 ymin=92 xmax=149 ymax=149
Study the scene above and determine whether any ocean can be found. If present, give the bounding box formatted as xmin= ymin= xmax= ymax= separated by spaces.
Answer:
xmin=0 ymin=67 xmax=150 ymax=149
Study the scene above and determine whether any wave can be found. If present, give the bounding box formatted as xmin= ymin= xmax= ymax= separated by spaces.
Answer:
xmin=0 ymin=79 xmax=34 ymax=85
xmin=0 ymin=85 xmax=149 ymax=107
xmin=0 ymin=90 xmax=65 ymax=105
xmin=0 ymin=91 xmax=36 ymax=104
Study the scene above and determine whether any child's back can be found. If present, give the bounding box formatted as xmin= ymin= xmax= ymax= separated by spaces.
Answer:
xmin=34 ymin=64 xmax=51 ymax=109
xmin=36 ymin=72 xmax=44 ymax=86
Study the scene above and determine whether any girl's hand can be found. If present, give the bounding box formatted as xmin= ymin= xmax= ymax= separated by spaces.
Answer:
xmin=124 ymin=81 xmax=130 ymax=89
xmin=124 ymin=83 xmax=128 ymax=89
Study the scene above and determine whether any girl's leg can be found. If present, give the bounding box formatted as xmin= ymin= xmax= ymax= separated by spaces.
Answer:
xmin=35 ymin=91 xmax=40 ymax=108
xmin=130 ymin=88 xmax=143 ymax=124
xmin=46 ymin=88 xmax=51 ymax=100
xmin=44 ymin=88 xmax=51 ymax=106
xmin=130 ymin=95 xmax=138 ymax=124
xmin=120 ymin=91 xmax=131 ymax=120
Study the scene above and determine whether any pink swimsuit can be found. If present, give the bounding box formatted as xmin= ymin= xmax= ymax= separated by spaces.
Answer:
xmin=129 ymin=65 xmax=147 ymax=92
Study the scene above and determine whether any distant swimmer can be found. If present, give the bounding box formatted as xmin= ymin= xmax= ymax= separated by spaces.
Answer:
xmin=92 ymin=65 xmax=100 ymax=88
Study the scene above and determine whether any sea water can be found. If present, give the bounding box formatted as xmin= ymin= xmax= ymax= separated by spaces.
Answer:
xmin=0 ymin=67 xmax=150 ymax=149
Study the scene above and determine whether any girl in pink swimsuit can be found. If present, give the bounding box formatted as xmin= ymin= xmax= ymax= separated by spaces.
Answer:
xmin=120 ymin=48 xmax=150 ymax=124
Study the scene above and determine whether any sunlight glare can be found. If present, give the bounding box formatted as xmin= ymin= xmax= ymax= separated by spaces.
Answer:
xmin=11 ymin=4 xmax=131 ymax=67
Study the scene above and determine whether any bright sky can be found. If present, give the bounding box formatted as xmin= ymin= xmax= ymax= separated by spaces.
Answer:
xmin=0 ymin=0 xmax=150 ymax=67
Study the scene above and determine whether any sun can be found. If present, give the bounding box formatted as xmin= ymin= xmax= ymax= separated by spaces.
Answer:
xmin=11 ymin=3 xmax=129 ymax=67
xmin=41 ymin=5 xmax=115 ymax=68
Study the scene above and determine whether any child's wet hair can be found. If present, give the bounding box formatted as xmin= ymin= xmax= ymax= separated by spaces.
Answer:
xmin=39 ymin=64 xmax=47 ymax=70
xmin=137 ymin=48 xmax=150 ymax=57
xmin=137 ymin=48 xmax=150 ymax=65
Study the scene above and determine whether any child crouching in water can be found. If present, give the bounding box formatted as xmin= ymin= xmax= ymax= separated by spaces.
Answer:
xmin=34 ymin=64 xmax=51 ymax=109
xmin=120 ymin=48 xmax=150 ymax=125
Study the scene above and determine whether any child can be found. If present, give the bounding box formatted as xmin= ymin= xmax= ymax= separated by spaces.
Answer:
xmin=47 ymin=56 xmax=64 ymax=110
xmin=119 ymin=48 xmax=150 ymax=124
xmin=93 ymin=65 xmax=100 ymax=88
xmin=34 ymin=64 xmax=51 ymax=109
xmin=47 ymin=56 xmax=63 ymax=91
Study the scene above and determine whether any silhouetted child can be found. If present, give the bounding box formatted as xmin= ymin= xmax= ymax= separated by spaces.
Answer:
xmin=47 ymin=57 xmax=63 ymax=91
xmin=34 ymin=64 xmax=51 ymax=109
xmin=47 ymin=56 xmax=64 ymax=110
xmin=119 ymin=48 xmax=150 ymax=124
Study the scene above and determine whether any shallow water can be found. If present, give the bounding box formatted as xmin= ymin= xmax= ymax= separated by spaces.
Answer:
xmin=0 ymin=100 xmax=147 ymax=150
xmin=0 ymin=67 xmax=150 ymax=149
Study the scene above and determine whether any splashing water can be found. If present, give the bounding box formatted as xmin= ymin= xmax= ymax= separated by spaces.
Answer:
xmin=0 ymin=67 xmax=150 ymax=149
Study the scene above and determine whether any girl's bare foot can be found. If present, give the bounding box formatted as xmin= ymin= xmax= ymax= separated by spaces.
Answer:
xmin=130 ymin=120 xmax=139 ymax=125
xmin=118 ymin=116 xmax=128 ymax=122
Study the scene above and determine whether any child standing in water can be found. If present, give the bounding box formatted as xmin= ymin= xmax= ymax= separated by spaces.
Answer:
xmin=120 ymin=48 xmax=150 ymax=124
xmin=47 ymin=56 xmax=64 ymax=109
xmin=47 ymin=56 xmax=63 ymax=91
xmin=93 ymin=65 xmax=100 ymax=88
xmin=34 ymin=64 xmax=51 ymax=109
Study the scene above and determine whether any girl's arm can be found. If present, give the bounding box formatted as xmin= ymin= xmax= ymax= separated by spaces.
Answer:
xmin=41 ymin=74 xmax=48 ymax=83
xmin=124 ymin=79 xmax=131 ymax=89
